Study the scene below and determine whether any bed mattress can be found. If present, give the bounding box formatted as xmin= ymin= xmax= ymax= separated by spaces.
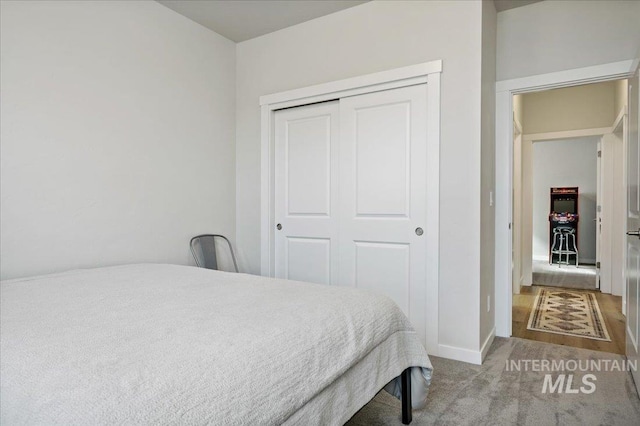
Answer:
xmin=1 ymin=264 xmax=432 ymax=425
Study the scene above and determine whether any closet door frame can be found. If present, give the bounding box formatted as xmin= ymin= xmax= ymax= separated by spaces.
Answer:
xmin=259 ymin=61 xmax=442 ymax=353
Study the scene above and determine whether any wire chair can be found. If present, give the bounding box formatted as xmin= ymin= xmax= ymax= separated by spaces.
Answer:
xmin=190 ymin=234 xmax=239 ymax=272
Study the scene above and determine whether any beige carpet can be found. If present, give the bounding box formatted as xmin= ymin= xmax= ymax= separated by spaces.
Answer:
xmin=532 ymin=260 xmax=597 ymax=290
xmin=346 ymin=337 xmax=640 ymax=425
xmin=527 ymin=288 xmax=611 ymax=341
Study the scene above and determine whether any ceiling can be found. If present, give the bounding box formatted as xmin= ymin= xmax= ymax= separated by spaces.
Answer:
xmin=494 ymin=0 xmax=542 ymax=13
xmin=157 ymin=0 xmax=544 ymax=43
xmin=157 ymin=1 xmax=368 ymax=42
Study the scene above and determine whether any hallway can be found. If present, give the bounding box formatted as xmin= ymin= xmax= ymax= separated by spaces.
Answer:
xmin=512 ymin=285 xmax=625 ymax=355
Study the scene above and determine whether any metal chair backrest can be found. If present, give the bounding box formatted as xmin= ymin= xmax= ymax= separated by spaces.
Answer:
xmin=190 ymin=234 xmax=239 ymax=272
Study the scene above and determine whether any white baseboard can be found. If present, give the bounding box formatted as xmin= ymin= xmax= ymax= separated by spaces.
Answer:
xmin=437 ymin=327 xmax=496 ymax=365
xmin=480 ymin=327 xmax=496 ymax=362
xmin=438 ymin=344 xmax=482 ymax=365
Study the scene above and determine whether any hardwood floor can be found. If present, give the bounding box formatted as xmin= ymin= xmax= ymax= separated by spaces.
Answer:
xmin=512 ymin=285 xmax=626 ymax=355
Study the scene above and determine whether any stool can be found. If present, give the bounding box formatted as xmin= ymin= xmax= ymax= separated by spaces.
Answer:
xmin=550 ymin=226 xmax=579 ymax=266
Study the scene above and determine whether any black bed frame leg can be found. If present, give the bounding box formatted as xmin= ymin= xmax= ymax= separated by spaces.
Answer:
xmin=401 ymin=368 xmax=412 ymax=425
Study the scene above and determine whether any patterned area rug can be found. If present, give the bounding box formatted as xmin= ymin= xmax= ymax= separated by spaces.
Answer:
xmin=527 ymin=288 xmax=611 ymax=341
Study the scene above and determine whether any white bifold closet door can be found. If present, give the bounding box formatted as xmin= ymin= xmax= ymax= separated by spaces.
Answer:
xmin=274 ymin=85 xmax=428 ymax=342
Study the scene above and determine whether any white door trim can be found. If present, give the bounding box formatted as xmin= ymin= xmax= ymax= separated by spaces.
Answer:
xmin=495 ymin=60 xmax=637 ymax=338
xmin=523 ymin=127 xmax=613 ymax=143
xmin=496 ymin=60 xmax=634 ymax=93
xmin=612 ymin=109 xmax=628 ymax=307
xmin=260 ymin=61 xmax=442 ymax=352
xmin=259 ymin=61 xmax=442 ymax=107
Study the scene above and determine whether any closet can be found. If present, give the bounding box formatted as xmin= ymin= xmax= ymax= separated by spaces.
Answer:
xmin=273 ymin=84 xmax=429 ymax=341
xmin=260 ymin=62 xmax=441 ymax=351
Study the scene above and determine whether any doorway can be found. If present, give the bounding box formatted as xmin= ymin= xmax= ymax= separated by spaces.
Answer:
xmin=531 ymin=137 xmax=598 ymax=290
xmin=495 ymin=61 xmax=637 ymax=339
xmin=510 ymin=80 xmax=628 ymax=355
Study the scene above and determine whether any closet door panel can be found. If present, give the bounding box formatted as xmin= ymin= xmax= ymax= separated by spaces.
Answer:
xmin=354 ymin=102 xmax=410 ymax=217
xmin=339 ymin=84 xmax=428 ymax=346
xmin=286 ymin=117 xmax=331 ymax=216
xmin=354 ymin=241 xmax=411 ymax=313
xmin=274 ymin=102 xmax=340 ymax=285
xmin=286 ymin=237 xmax=331 ymax=284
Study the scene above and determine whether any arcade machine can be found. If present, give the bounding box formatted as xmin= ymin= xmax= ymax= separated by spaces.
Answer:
xmin=549 ymin=187 xmax=579 ymax=266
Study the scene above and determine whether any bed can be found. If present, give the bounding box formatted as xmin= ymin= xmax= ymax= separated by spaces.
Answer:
xmin=0 ymin=263 xmax=432 ymax=425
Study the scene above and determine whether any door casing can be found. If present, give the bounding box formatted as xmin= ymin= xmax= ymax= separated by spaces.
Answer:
xmin=625 ymin=68 xmax=640 ymax=396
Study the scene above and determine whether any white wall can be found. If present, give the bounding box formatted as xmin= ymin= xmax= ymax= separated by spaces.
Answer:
xmin=236 ymin=0 xmax=487 ymax=358
xmin=497 ymin=0 xmax=640 ymax=81
xmin=532 ymin=137 xmax=598 ymax=262
xmin=479 ymin=0 xmax=497 ymax=350
xmin=0 ymin=1 xmax=236 ymax=279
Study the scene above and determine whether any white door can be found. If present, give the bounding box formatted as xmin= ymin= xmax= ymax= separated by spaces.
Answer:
xmin=596 ymin=139 xmax=602 ymax=289
xmin=338 ymin=85 xmax=428 ymax=343
xmin=274 ymin=101 xmax=340 ymax=284
xmin=601 ymin=134 xmax=615 ymax=294
xmin=626 ymin=67 xmax=640 ymax=395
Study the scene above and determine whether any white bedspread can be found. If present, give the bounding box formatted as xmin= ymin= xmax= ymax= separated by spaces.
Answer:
xmin=1 ymin=264 xmax=432 ymax=425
